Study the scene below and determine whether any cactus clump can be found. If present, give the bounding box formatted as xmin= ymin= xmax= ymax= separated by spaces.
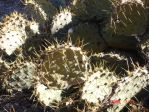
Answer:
xmin=0 ymin=0 xmax=149 ymax=111
xmin=2 ymin=61 xmax=37 ymax=93
xmin=0 ymin=11 xmax=39 ymax=55
xmin=81 ymin=65 xmax=149 ymax=112
xmin=24 ymin=0 xmax=57 ymax=24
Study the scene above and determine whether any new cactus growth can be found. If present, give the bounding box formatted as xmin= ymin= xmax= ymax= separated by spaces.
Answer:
xmin=0 ymin=11 xmax=39 ymax=55
xmin=2 ymin=61 xmax=37 ymax=93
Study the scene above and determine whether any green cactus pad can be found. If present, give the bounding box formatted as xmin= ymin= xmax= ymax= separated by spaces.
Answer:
xmin=31 ymin=42 xmax=90 ymax=107
xmin=81 ymin=66 xmax=118 ymax=111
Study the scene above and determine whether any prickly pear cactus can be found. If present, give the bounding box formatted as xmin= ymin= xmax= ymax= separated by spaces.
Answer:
xmin=71 ymin=0 xmax=113 ymax=21
xmin=2 ymin=61 xmax=37 ymax=93
xmin=69 ymin=23 xmax=106 ymax=53
xmin=51 ymin=9 xmax=73 ymax=35
xmin=90 ymin=51 xmax=140 ymax=75
xmin=106 ymin=67 xmax=149 ymax=112
xmin=33 ymin=42 xmax=90 ymax=106
xmin=81 ymin=65 xmax=149 ymax=112
xmin=0 ymin=11 xmax=39 ymax=55
xmin=113 ymin=2 xmax=147 ymax=36
xmin=36 ymin=42 xmax=89 ymax=90
xmin=34 ymin=82 xmax=62 ymax=107
xmin=102 ymin=1 xmax=148 ymax=50
xmin=0 ymin=0 xmax=148 ymax=111
xmin=81 ymin=66 xmax=118 ymax=111
xmin=24 ymin=0 xmax=57 ymax=24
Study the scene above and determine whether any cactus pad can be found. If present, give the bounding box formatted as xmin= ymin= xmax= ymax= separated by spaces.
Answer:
xmin=51 ymin=9 xmax=72 ymax=34
xmin=36 ymin=42 xmax=89 ymax=90
xmin=82 ymin=67 xmax=118 ymax=104
xmin=34 ymin=82 xmax=62 ymax=107
xmin=0 ymin=11 xmax=39 ymax=55
xmin=107 ymin=67 xmax=149 ymax=112
xmin=2 ymin=61 xmax=37 ymax=93
xmin=32 ymin=42 xmax=90 ymax=107
xmin=90 ymin=51 xmax=139 ymax=75
xmin=102 ymin=2 xmax=148 ymax=50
